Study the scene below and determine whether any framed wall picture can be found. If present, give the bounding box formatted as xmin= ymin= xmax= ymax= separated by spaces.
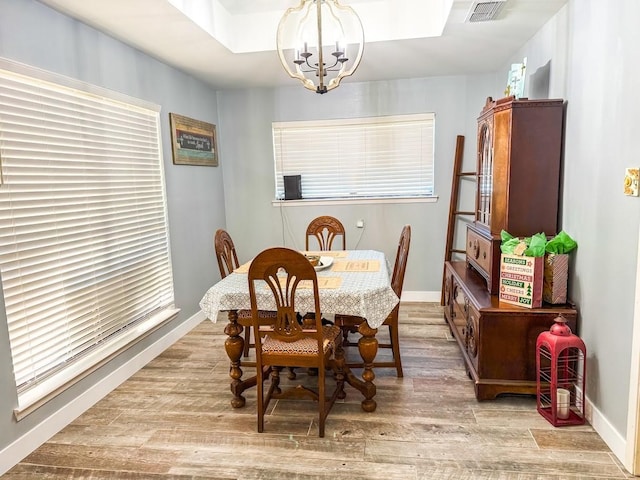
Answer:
xmin=169 ymin=113 xmax=218 ymax=166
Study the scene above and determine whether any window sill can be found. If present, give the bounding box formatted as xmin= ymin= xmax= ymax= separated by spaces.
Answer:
xmin=14 ymin=308 xmax=180 ymax=421
xmin=272 ymin=196 xmax=439 ymax=207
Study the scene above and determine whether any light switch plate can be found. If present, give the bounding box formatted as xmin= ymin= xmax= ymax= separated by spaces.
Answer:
xmin=624 ymin=168 xmax=639 ymax=196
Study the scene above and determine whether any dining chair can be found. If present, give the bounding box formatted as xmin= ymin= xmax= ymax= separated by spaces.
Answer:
xmin=214 ymin=229 xmax=276 ymax=357
xmin=334 ymin=224 xmax=411 ymax=377
xmin=303 ymin=216 xmax=346 ymax=326
xmin=305 ymin=215 xmax=346 ymax=251
xmin=248 ymin=247 xmax=345 ymax=437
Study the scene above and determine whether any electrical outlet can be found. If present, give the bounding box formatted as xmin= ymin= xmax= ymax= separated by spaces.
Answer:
xmin=356 ymin=219 xmax=364 ymax=228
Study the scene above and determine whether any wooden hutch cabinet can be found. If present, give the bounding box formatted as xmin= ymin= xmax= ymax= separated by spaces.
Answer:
xmin=467 ymin=96 xmax=565 ymax=294
xmin=443 ymin=261 xmax=577 ymax=400
xmin=443 ymin=96 xmax=576 ymax=401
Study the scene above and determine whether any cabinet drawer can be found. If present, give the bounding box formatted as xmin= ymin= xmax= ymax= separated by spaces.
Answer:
xmin=466 ymin=228 xmax=492 ymax=276
xmin=449 ymin=278 xmax=480 ymax=372
xmin=451 ymin=281 xmax=468 ymax=341
xmin=465 ymin=304 xmax=479 ymax=371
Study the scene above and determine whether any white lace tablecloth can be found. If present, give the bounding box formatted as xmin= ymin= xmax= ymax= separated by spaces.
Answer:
xmin=199 ymin=249 xmax=399 ymax=329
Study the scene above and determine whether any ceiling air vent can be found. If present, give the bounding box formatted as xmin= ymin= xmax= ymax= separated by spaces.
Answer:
xmin=465 ymin=0 xmax=507 ymax=22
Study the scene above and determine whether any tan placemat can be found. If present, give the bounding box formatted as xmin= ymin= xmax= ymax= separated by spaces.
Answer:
xmin=316 ymin=277 xmax=342 ymax=289
xmin=267 ymin=276 xmax=342 ymax=289
xmin=301 ymin=250 xmax=348 ymax=258
xmin=331 ymin=260 xmax=380 ymax=272
xmin=233 ymin=260 xmax=251 ymax=274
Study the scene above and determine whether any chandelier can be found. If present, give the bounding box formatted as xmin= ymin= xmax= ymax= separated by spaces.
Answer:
xmin=276 ymin=0 xmax=365 ymax=94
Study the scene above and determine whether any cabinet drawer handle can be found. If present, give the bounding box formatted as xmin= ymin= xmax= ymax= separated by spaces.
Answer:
xmin=472 ymin=239 xmax=480 ymax=259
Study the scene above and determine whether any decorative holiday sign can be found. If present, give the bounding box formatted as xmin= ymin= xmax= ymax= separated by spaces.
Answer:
xmin=499 ymin=254 xmax=543 ymax=309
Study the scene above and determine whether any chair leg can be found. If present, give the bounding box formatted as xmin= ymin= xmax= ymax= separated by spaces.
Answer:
xmin=388 ymin=323 xmax=403 ymax=377
xmin=270 ymin=367 xmax=281 ymax=395
xmin=339 ymin=324 xmax=358 ymax=347
xmin=256 ymin=362 xmax=264 ymax=433
xmin=318 ymin=366 xmax=326 ymax=438
xmin=243 ymin=326 xmax=251 ymax=357
xmin=334 ymin=341 xmax=347 ymax=400
xmin=341 ymin=327 xmax=350 ymax=345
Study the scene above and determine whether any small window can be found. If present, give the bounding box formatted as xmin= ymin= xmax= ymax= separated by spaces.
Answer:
xmin=272 ymin=113 xmax=435 ymax=200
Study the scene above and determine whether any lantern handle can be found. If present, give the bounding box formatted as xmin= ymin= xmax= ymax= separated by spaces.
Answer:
xmin=549 ymin=314 xmax=572 ymax=336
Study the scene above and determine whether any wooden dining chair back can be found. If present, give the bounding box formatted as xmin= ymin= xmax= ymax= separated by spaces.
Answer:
xmin=214 ymin=229 xmax=239 ymax=278
xmin=214 ymin=229 xmax=276 ymax=358
xmin=391 ymin=224 xmax=412 ymax=300
xmin=335 ymin=224 xmax=411 ymax=377
xmin=305 ymin=216 xmax=346 ymax=251
xmin=248 ymin=247 xmax=345 ymax=437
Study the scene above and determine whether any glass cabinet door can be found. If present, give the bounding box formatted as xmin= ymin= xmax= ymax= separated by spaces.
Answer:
xmin=476 ymin=119 xmax=493 ymax=227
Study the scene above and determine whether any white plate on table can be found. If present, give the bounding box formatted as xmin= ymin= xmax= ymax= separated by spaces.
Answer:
xmin=314 ymin=256 xmax=333 ymax=271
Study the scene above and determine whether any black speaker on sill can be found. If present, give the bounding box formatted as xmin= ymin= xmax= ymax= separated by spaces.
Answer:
xmin=283 ymin=175 xmax=302 ymax=200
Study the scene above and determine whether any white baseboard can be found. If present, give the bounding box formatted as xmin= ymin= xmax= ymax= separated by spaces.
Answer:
xmin=401 ymin=290 xmax=441 ymax=303
xmin=0 ymin=311 xmax=205 ymax=476
xmin=585 ymin=393 xmax=627 ymax=470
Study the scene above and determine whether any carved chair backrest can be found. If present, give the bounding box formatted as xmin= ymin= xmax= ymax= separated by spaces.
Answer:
xmin=214 ymin=229 xmax=240 ymax=278
xmin=248 ymin=247 xmax=323 ymax=351
xmin=305 ymin=216 xmax=346 ymax=251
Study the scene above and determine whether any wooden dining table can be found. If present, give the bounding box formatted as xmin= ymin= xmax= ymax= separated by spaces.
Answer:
xmin=199 ymin=249 xmax=399 ymax=412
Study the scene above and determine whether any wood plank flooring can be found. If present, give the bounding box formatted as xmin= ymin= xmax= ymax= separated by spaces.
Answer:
xmin=5 ymin=303 xmax=632 ymax=479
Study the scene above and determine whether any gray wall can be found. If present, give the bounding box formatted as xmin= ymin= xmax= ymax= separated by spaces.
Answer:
xmin=217 ymin=78 xmax=493 ymax=294
xmin=494 ymin=0 xmax=640 ymax=443
xmin=0 ymin=0 xmax=225 ymax=454
xmin=561 ymin=0 xmax=639 ymax=437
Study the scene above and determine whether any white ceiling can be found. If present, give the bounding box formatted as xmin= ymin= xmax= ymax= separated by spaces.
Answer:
xmin=35 ymin=0 xmax=568 ymax=90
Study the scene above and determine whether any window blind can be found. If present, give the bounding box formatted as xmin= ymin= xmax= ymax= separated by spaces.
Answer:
xmin=0 ymin=61 xmax=176 ymax=413
xmin=273 ymin=113 xmax=435 ymax=200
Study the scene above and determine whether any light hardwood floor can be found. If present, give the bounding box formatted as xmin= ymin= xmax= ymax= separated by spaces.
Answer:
xmin=5 ymin=303 xmax=632 ymax=479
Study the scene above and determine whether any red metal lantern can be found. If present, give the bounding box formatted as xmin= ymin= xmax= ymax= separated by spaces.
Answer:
xmin=536 ymin=314 xmax=586 ymax=426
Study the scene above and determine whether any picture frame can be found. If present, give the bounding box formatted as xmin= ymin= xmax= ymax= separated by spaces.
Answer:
xmin=169 ymin=112 xmax=218 ymax=166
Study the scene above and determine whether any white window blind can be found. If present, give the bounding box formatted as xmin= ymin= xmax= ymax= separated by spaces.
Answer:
xmin=0 ymin=60 xmax=177 ymax=414
xmin=273 ymin=113 xmax=435 ymax=200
